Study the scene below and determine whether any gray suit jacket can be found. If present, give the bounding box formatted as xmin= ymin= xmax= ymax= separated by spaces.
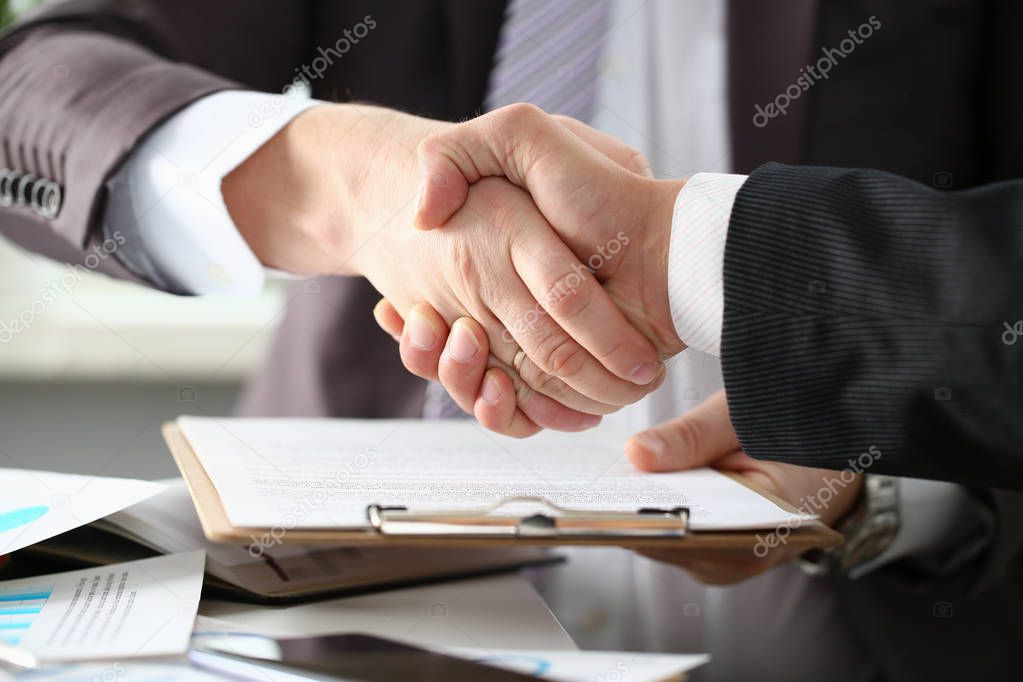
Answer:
xmin=1 ymin=1 xmax=1022 ymax=678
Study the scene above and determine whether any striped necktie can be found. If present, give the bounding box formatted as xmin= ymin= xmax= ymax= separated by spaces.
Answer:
xmin=486 ymin=0 xmax=611 ymax=118
xmin=423 ymin=0 xmax=612 ymax=420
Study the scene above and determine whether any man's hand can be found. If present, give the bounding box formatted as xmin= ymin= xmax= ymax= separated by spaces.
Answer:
xmin=220 ymin=104 xmax=664 ymax=435
xmin=374 ymin=303 xmax=589 ymax=434
xmin=415 ymin=104 xmax=687 ymax=360
xmin=627 ymin=390 xmax=863 ymax=584
xmin=374 ymin=105 xmax=688 ymax=422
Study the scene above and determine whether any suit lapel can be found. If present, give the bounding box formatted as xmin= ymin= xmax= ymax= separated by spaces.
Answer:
xmin=727 ymin=0 xmax=819 ymax=172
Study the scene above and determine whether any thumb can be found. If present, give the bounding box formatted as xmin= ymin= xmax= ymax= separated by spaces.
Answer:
xmin=414 ymin=103 xmax=611 ymax=230
xmin=414 ymin=145 xmax=473 ymax=232
xmin=626 ymin=390 xmax=739 ymax=472
xmin=414 ymin=107 xmax=527 ymax=231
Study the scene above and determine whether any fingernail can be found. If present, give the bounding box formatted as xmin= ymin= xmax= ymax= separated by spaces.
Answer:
xmin=447 ymin=320 xmax=480 ymax=363
xmin=637 ymin=431 xmax=667 ymax=459
xmin=481 ymin=374 xmax=502 ymax=403
xmin=628 ymin=362 xmax=659 ymax=385
xmin=406 ymin=310 xmax=436 ymax=350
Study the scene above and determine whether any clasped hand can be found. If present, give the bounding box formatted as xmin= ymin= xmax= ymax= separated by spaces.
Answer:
xmin=223 ymin=103 xmax=681 ymax=435
xmin=375 ymin=103 xmax=689 ymax=434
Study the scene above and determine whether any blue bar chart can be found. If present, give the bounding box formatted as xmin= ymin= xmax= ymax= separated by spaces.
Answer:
xmin=0 ymin=585 xmax=52 ymax=646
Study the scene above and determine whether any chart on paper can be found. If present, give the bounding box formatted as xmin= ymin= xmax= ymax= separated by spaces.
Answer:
xmin=0 ymin=583 xmax=53 ymax=647
xmin=0 ymin=552 xmax=205 ymax=663
xmin=0 ymin=505 xmax=49 ymax=533
xmin=0 ymin=469 xmax=164 ymax=555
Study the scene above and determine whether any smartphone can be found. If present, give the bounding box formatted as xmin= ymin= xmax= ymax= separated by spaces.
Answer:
xmin=188 ymin=631 xmax=537 ymax=681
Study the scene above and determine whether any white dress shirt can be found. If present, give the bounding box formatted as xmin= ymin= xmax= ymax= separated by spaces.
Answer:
xmin=103 ymin=90 xmax=321 ymax=295
xmin=102 ymin=1 xmax=991 ymax=676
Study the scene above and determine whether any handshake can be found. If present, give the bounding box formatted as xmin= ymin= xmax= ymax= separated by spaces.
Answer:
xmin=225 ymin=101 xmax=689 ymax=436
xmin=369 ymin=103 xmax=688 ymax=437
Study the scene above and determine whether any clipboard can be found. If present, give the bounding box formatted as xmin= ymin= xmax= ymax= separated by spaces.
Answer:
xmin=163 ymin=422 xmax=842 ymax=553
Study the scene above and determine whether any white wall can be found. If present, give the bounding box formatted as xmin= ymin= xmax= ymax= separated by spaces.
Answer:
xmin=0 ymin=237 xmax=283 ymax=480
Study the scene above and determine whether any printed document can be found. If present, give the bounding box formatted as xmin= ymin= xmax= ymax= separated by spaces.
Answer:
xmin=178 ymin=417 xmax=811 ymax=531
xmin=0 ymin=551 xmax=204 ymax=664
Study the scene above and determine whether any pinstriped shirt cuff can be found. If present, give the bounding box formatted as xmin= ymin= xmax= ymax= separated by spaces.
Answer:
xmin=667 ymin=172 xmax=747 ymax=357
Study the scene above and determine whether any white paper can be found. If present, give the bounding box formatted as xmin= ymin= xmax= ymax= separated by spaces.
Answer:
xmin=2 ymin=660 xmax=224 ymax=681
xmin=0 ymin=551 xmax=205 ymax=664
xmin=448 ymin=647 xmax=710 ymax=681
xmin=0 ymin=469 xmax=164 ymax=554
xmin=178 ymin=417 xmax=811 ymax=531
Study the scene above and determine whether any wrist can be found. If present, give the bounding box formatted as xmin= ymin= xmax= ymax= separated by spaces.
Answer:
xmin=330 ymin=106 xmax=449 ymax=276
xmin=821 ymin=474 xmax=866 ymax=527
xmin=291 ymin=104 xmax=420 ymax=276
xmin=221 ymin=103 xmax=445 ymax=278
xmin=222 ymin=104 xmax=356 ymax=276
xmin=643 ymin=177 xmax=688 ymax=358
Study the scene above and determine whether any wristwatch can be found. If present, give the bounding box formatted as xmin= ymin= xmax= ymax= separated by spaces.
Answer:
xmin=800 ymin=475 xmax=900 ymax=577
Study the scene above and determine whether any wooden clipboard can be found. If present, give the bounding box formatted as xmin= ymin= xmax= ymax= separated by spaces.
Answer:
xmin=163 ymin=422 xmax=841 ymax=553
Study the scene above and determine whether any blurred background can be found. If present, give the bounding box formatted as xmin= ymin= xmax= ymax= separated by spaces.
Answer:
xmin=0 ymin=0 xmax=283 ymax=481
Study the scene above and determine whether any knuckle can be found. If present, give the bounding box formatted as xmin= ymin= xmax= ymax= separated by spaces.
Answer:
xmin=490 ymin=104 xmax=550 ymax=182
xmin=595 ymin=336 xmax=626 ymax=366
xmin=518 ymin=356 xmax=617 ymax=415
xmin=626 ymin=149 xmax=652 ymax=176
xmin=526 ymin=362 xmax=570 ymax=399
xmin=535 ymin=335 xmax=587 ymax=379
xmin=416 ymin=131 xmax=445 ymax=159
xmin=543 ymin=269 xmax=594 ymax=320
xmin=673 ymin=420 xmax=702 ymax=458
xmin=498 ymin=102 xmax=545 ymax=128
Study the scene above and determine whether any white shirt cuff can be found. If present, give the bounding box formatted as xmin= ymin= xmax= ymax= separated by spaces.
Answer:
xmin=667 ymin=172 xmax=747 ymax=356
xmin=104 ymin=90 xmax=324 ymax=295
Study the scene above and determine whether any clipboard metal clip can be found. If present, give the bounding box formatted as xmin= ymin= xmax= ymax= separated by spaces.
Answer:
xmin=367 ymin=496 xmax=689 ymax=539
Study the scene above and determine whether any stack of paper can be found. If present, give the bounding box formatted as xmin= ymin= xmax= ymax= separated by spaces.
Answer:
xmin=0 ymin=469 xmax=163 ymax=555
